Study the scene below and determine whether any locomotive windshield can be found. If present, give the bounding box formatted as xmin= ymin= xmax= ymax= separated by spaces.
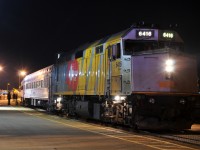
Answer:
xmin=124 ymin=40 xmax=184 ymax=55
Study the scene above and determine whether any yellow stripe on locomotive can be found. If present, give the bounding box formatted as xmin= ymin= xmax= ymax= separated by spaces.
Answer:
xmin=67 ymin=36 xmax=123 ymax=96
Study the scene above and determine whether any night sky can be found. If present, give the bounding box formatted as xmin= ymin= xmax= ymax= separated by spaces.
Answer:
xmin=0 ymin=0 xmax=199 ymax=89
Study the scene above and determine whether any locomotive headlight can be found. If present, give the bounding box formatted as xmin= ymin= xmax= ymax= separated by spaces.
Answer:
xmin=114 ymin=95 xmax=120 ymax=101
xmin=179 ymin=99 xmax=186 ymax=104
xmin=57 ymin=97 xmax=61 ymax=103
xmin=114 ymin=95 xmax=126 ymax=102
xmin=165 ymin=66 xmax=174 ymax=72
xmin=165 ymin=59 xmax=175 ymax=72
xmin=166 ymin=59 xmax=174 ymax=66
xmin=149 ymin=98 xmax=155 ymax=104
xmin=120 ymin=96 xmax=126 ymax=100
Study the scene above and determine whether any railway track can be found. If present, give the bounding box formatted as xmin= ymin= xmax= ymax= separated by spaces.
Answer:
xmin=72 ymin=118 xmax=200 ymax=148
xmin=144 ymin=130 xmax=200 ymax=146
xmin=84 ymin=119 xmax=200 ymax=147
xmin=104 ymin=124 xmax=200 ymax=147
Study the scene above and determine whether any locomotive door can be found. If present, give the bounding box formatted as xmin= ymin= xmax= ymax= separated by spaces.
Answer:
xmin=108 ymin=43 xmax=122 ymax=95
xmin=95 ymin=50 xmax=105 ymax=95
xmin=77 ymin=57 xmax=86 ymax=92
xmin=85 ymin=48 xmax=96 ymax=94
xmin=94 ymin=45 xmax=105 ymax=95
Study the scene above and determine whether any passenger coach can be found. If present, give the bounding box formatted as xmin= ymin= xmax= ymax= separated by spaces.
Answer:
xmin=21 ymin=65 xmax=53 ymax=107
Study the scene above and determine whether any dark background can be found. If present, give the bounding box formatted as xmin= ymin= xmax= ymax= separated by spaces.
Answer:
xmin=0 ymin=0 xmax=199 ymax=89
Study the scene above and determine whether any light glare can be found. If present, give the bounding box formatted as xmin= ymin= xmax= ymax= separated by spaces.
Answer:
xmin=19 ymin=70 xmax=27 ymax=76
xmin=114 ymin=95 xmax=120 ymax=101
xmin=57 ymin=97 xmax=61 ymax=102
xmin=165 ymin=59 xmax=175 ymax=72
xmin=165 ymin=66 xmax=174 ymax=72
xmin=166 ymin=59 xmax=174 ymax=66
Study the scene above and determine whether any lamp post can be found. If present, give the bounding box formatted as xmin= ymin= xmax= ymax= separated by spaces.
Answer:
xmin=7 ymin=83 xmax=10 ymax=91
xmin=18 ymin=70 xmax=26 ymax=89
xmin=0 ymin=66 xmax=2 ymax=89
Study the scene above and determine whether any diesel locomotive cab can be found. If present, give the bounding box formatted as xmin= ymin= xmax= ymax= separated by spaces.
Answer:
xmin=124 ymin=30 xmax=184 ymax=55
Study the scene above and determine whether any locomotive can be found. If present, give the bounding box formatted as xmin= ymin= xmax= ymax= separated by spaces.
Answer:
xmin=21 ymin=24 xmax=200 ymax=130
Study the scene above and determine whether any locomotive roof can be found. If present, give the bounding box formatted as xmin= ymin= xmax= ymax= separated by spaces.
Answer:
xmin=23 ymin=65 xmax=53 ymax=82
xmin=74 ymin=29 xmax=129 ymax=52
xmin=72 ymin=26 xmax=182 ymax=55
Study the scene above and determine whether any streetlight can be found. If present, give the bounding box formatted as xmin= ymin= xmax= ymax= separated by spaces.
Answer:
xmin=18 ymin=70 xmax=26 ymax=89
xmin=0 ymin=66 xmax=2 ymax=71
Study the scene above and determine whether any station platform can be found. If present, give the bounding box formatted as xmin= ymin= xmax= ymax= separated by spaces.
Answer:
xmin=0 ymin=98 xmax=21 ymax=106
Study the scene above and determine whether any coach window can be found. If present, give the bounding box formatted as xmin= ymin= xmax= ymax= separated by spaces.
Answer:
xmin=38 ymin=81 xmax=40 ymax=88
xmin=36 ymin=81 xmax=40 ymax=88
xmin=40 ymin=81 xmax=42 ymax=88
xmin=41 ymin=80 xmax=44 ymax=88
xmin=44 ymin=78 xmax=48 ymax=88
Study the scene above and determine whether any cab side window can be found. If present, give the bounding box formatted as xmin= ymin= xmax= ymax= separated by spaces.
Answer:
xmin=96 ymin=45 xmax=103 ymax=54
xmin=108 ymin=43 xmax=121 ymax=60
